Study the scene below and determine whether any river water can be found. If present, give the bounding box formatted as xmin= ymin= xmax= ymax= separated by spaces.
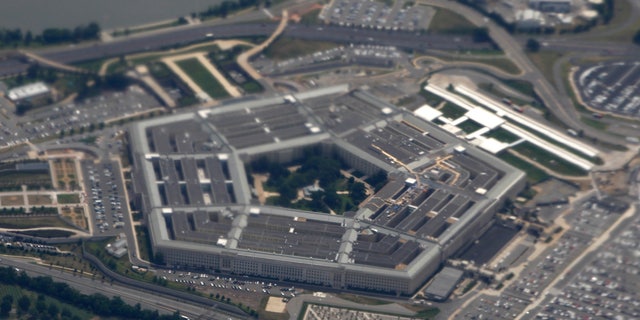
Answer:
xmin=0 ymin=0 xmax=225 ymax=33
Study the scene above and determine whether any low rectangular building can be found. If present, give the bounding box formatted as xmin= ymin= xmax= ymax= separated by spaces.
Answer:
xmin=423 ymin=267 xmax=464 ymax=301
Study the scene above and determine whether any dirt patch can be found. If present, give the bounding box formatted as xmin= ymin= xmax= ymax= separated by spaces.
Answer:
xmin=593 ymin=169 xmax=630 ymax=196
xmin=60 ymin=206 xmax=88 ymax=230
xmin=51 ymin=158 xmax=80 ymax=191
xmin=28 ymin=194 xmax=53 ymax=205
xmin=265 ymin=296 xmax=287 ymax=313
xmin=1 ymin=195 xmax=24 ymax=206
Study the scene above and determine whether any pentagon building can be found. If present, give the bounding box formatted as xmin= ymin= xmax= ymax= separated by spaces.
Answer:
xmin=129 ymin=85 xmax=525 ymax=295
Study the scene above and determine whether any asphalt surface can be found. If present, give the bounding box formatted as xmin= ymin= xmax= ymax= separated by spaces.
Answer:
xmin=0 ymin=21 xmax=490 ymax=78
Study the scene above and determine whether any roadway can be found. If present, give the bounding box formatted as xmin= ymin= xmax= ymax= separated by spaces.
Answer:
xmin=0 ymin=255 xmax=240 ymax=320
xmin=0 ymin=0 xmax=633 ymax=147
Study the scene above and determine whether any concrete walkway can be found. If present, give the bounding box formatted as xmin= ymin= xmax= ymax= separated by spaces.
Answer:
xmin=20 ymin=50 xmax=88 ymax=74
xmin=237 ymin=10 xmax=289 ymax=80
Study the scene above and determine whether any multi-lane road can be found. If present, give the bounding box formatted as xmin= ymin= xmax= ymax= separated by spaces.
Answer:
xmin=1 ymin=0 xmax=631 ymax=147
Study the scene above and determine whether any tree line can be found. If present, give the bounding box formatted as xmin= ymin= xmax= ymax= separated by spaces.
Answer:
xmin=0 ymin=266 xmax=182 ymax=320
xmin=247 ymin=147 xmax=385 ymax=214
xmin=0 ymin=22 xmax=100 ymax=47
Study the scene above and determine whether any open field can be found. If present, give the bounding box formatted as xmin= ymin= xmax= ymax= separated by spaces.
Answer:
xmin=440 ymin=101 xmax=468 ymax=119
xmin=499 ymin=151 xmax=550 ymax=184
xmin=512 ymin=142 xmax=588 ymax=176
xmin=458 ymin=119 xmax=484 ymax=133
xmin=485 ymin=127 xmax=521 ymax=143
xmin=527 ymin=51 xmax=563 ymax=85
xmin=0 ymin=195 xmax=24 ymax=206
xmin=263 ymin=38 xmax=338 ymax=60
xmin=27 ymin=194 xmax=53 ymax=205
xmin=57 ymin=193 xmax=81 ymax=204
xmin=176 ymin=58 xmax=230 ymax=99
xmin=586 ymin=0 xmax=640 ymax=42
xmin=0 ymin=216 xmax=72 ymax=229
xmin=428 ymin=7 xmax=477 ymax=34
xmin=438 ymin=55 xmax=521 ymax=75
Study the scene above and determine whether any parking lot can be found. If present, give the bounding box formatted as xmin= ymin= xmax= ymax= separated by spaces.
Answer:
xmin=0 ymin=87 xmax=159 ymax=149
xmin=320 ymin=0 xmax=434 ymax=32
xmin=574 ymin=61 xmax=640 ymax=117
xmin=82 ymin=160 xmax=129 ymax=235
xmin=457 ymin=197 xmax=628 ymax=319
xmin=528 ymin=211 xmax=640 ymax=319
xmin=157 ymin=269 xmax=302 ymax=309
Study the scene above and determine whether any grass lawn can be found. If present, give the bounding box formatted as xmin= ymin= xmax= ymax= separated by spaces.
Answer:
xmin=111 ymin=19 xmax=183 ymax=37
xmin=300 ymin=8 xmax=322 ymax=25
xmin=135 ymin=225 xmax=153 ymax=262
xmin=467 ymin=57 xmax=520 ymax=75
xmin=57 ymin=193 xmax=81 ymax=204
xmin=502 ymin=79 xmax=536 ymax=97
xmin=72 ymin=58 xmax=112 ymax=73
xmin=580 ymin=116 xmax=608 ymax=130
xmin=336 ymin=293 xmax=392 ymax=305
xmin=16 ymin=229 xmax=75 ymax=238
xmin=263 ymin=37 xmax=338 ymax=60
xmin=486 ymin=127 xmax=520 ymax=143
xmin=176 ymin=58 xmax=230 ymax=99
xmin=420 ymin=88 xmax=444 ymax=106
xmin=84 ymin=238 xmax=155 ymax=283
xmin=0 ymin=216 xmax=72 ymax=229
xmin=458 ymin=119 xmax=484 ymax=134
xmin=588 ymin=0 xmax=640 ymax=42
xmin=440 ymin=102 xmax=468 ymax=119
xmin=512 ymin=142 xmax=588 ymax=176
xmin=499 ymin=151 xmax=550 ymax=184
xmin=526 ymin=51 xmax=564 ymax=85
xmin=428 ymin=8 xmax=477 ymax=34
xmin=26 ymin=194 xmax=52 ymax=205
xmin=509 ymin=121 xmax=602 ymax=164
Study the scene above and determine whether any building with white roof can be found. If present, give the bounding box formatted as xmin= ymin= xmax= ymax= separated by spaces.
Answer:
xmin=7 ymin=82 xmax=50 ymax=102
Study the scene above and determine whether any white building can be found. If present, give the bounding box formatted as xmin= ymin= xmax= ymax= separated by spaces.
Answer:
xmin=7 ymin=82 xmax=50 ymax=102
xmin=529 ymin=0 xmax=572 ymax=13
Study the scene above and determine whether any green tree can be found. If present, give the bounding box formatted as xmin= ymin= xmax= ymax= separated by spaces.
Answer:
xmin=633 ymin=29 xmax=640 ymax=45
xmin=18 ymin=296 xmax=31 ymax=312
xmin=526 ymin=38 xmax=541 ymax=52
xmin=349 ymin=182 xmax=367 ymax=204
xmin=47 ymin=303 xmax=59 ymax=318
xmin=472 ymin=27 xmax=491 ymax=42
xmin=0 ymin=295 xmax=13 ymax=317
